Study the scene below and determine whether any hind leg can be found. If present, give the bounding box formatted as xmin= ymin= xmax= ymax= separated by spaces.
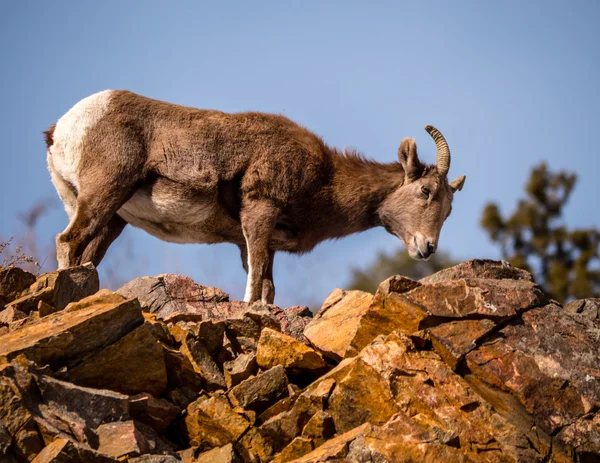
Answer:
xmin=56 ymin=185 xmax=136 ymax=268
xmin=53 ymin=120 xmax=147 ymax=268
xmin=241 ymin=199 xmax=279 ymax=303
xmin=49 ymin=162 xmax=78 ymax=268
xmin=54 ymin=163 xmax=142 ymax=269
xmin=261 ymin=250 xmax=275 ymax=304
xmin=239 ymin=244 xmax=275 ymax=303
xmin=81 ymin=214 xmax=128 ymax=267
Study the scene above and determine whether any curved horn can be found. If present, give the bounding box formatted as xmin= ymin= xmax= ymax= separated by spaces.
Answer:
xmin=425 ymin=124 xmax=450 ymax=176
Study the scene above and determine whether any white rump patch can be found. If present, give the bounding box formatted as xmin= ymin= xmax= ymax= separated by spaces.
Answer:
xmin=48 ymin=158 xmax=77 ymax=220
xmin=49 ymin=90 xmax=114 ymax=191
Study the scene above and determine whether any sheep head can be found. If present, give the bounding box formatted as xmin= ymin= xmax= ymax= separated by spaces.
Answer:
xmin=378 ymin=125 xmax=465 ymax=260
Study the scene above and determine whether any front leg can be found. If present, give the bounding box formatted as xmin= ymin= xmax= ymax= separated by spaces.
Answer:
xmin=239 ymin=245 xmax=275 ymax=304
xmin=261 ymin=250 xmax=276 ymax=304
xmin=241 ymin=199 xmax=279 ymax=303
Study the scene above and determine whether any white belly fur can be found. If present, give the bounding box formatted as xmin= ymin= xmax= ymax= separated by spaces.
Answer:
xmin=117 ymin=188 xmax=222 ymax=244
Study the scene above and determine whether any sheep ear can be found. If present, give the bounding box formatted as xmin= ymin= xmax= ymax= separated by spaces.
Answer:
xmin=449 ymin=175 xmax=466 ymax=192
xmin=398 ymin=138 xmax=424 ymax=182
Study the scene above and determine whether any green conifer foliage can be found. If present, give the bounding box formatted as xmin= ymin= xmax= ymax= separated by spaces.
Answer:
xmin=481 ymin=163 xmax=599 ymax=302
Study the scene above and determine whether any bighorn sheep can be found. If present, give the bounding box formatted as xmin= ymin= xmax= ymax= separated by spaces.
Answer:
xmin=45 ymin=90 xmax=465 ymax=303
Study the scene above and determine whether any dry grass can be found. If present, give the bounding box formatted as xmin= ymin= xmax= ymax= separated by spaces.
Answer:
xmin=0 ymin=236 xmax=40 ymax=271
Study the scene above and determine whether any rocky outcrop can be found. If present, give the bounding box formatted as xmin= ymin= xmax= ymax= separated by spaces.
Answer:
xmin=1 ymin=260 xmax=599 ymax=462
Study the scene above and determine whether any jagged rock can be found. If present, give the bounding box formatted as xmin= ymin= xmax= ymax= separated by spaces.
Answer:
xmin=65 ymin=322 xmax=168 ymax=396
xmin=325 ymin=358 xmax=399 ymax=434
xmin=182 ymin=410 xmax=231 ymax=451
xmin=284 ymin=423 xmax=370 ymax=462
xmin=193 ymin=321 xmax=226 ymax=354
xmin=301 ymin=410 xmax=335 ymax=444
xmin=184 ymin=393 xmax=249 ymax=450
xmin=6 ymin=264 xmax=99 ymax=315
xmin=168 ymin=320 xmax=225 ymax=356
xmin=289 ymin=418 xmax=480 ymax=463
xmin=142 ymin=312 xmax=173 ymax=344
xmin=0 ymin=424 xmax=14 ymax=461
xmin=224 ymin=317 xmax=261 ymax=343
xmin=12 ymin=421 xmax=44 ymax=461
xmin=295 ymin=379 xmax=335 ymax=415
xmin=118 ymin=274 xmax=233 ymax=323
xmin=184 ymin=399 xmax=241 ymax=450
xmin=359 ymin=278 xmax=545 ymax=342
xmin=167 ymin=323 xmax=190 ymax=344
xmin=195 ymin=393 xmax=250 ymax=439
xmin=31 ymin=438 xmax=118 ymax=463
xmin=96 ymin=421 xmax=174 ymax=458
xmin=167 ymin=387 xmax=198 ymax=410
xmin=177 ymin=448 xmax=195 ymax=463
xmin=303 ymin=289 xmax=374 ymax=361
xmin=163 ymin=346 xmax=204 ymax=394
xmin=33 ymin=416 xmax=74 ymax=450
xmin=0 ymin=369 xmax=46 ymax=460
xmin=256 ymin=328 xmax=326 ymax=374
xmin=0 ymin=294 xmax=144 ymax=369
xmin=37 ymin=301 xmax=56 ymax=318
xmin=399 ymin=278 xmax=544 ymax=323
xmin=228 ymin=365 xmax=289 ymax=414
xmin=129 ymin=393 xmax=180 ymax=434
xmin=0 ymin=266 xmax=36 ymax=307
xmin=7 ymin=314 xmax=33 ymax=332
xmin=302 ymin=275 xmax=544 ymax=366
xmin=62 ymin=289 xmax=125 ymax=312
xmin=428 ymin=319 xmax=497 ymax=370
xmin=304 ymin=274 xmax=541 ymax=364
xmin=0 ymin=356 xmax=132 ymax=460
xmin=129 ymin=455 xmax=181 ymax=463
xmin=237 ymin=427 xmax=273 ymax=462
xmin=466 ymin=304 xmax=600 ymax=444
xmin=275 ymin=306 xmax=313 ymax=342
xmin=223 ymin=352 xmax=258 ymax=389
xmin=240 ymin=303 xmax=282 ymax=333
xmin=419 ymin=258 xmax=535 ymax=284
xmin=377 ymin=274 xmax=422 ymax=294
xmin=257 ymin=379 xmax=336 ymax=455
xmin=2 ymin=263 xmax=598 ymax=462
xmin=180 ymin=336 xmax=226 ymax=391
xmin=0 ymin=306 xmax=27 ymax=326
xmin=361 ymin=332 xmax=540 ymax=460
xmin=273 ymin=436 xmax=314 ymax=462
xmin=564 ymin=298 xmax=600 ymax=320
xmin=221 ymin=302 xmax=313 ymax=346
xmin=35 ymin=375 xmax=131 ymax=448
xmin=463 ymin=374 xmax=554 ymax=459
xmin=347 ymin=277 xmax=422 ymax=351
xmin=194 ymin=443 xmax=242 ymax=463
xmin=554 ymin=414 xmax=600 ymax=462
xmin=257 ymin=386 xmax=301 ymax=425
xmin=261 ymin=332 xmax=541 ymax=461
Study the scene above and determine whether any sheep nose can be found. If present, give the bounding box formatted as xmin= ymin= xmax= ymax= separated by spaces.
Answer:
xmin=427 ymin=241 xmax=436 ymax=256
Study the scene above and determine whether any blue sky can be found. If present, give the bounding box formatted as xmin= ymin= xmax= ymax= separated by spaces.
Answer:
xmin=1 ymin=1 xmax=599 ymax=307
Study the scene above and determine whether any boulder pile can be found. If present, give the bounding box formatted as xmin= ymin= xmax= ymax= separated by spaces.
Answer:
xmin=0 ymin=260 xmax=598 ymax=462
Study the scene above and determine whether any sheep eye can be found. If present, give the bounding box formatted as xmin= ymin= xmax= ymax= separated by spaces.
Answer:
xmin=421 ymin=186 xmax=430 ymax=197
